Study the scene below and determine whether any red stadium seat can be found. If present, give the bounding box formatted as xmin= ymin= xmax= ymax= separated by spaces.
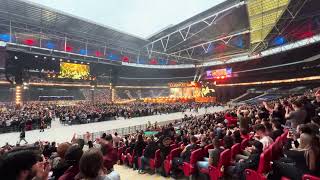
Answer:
xmin=245 ymin=147 xmax=272 ymax=180
xmin=281 ymin=177 xmax=291 ymax=180
xmin=303 ymin=174 xmax=320 ymax=180
xmin=208 ymin=149 xmax=231 ymax=180
xmin=117 ymin=146 xmax=124 ymax=164
xmin=127 ymin=149 xmax=135 ymax=167
xmin=241 ymin=138 xmax=249 ymax=150
xmin=164 ymin=148 xmax=182 ymax=176
xmin=181 ymin=148 xmax=205 ymax=177
xmin=231 ymin=143 xmax=241 ymax=161
xmin=170 ymin=144 xmax=178 ymax=150
xmin=204 ymin=144 xmax=214 ymax=157
xmin=225 ymin=114 xmax=238 ymax=127
xmin=271 ymin=137 xmax=282 ymax=160
xmin=219 ymin=139 xmax=224 ymax=147
xmin=137 ymin=149 xmax=145 ymax=169
xmin=121 ymin=147 xmax=131 ymax=164
xmin=149 ymin=149 xmax=162 ymax=171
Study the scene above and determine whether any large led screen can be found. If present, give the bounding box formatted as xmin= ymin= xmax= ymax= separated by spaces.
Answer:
xmin=206 ymin=68 xmax=232 ymax=79
xmin=58 ymin=62 xmax=90 ymax=80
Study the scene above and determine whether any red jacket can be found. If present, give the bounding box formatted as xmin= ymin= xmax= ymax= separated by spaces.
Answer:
xmin=58 ymin=165 xmax=79 ymax=180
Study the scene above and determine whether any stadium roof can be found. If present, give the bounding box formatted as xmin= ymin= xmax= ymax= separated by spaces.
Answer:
xmin=0 ymin=0 xmax=147 ymax=51
xmin=0 ymin=0 xmax=319 ymax=66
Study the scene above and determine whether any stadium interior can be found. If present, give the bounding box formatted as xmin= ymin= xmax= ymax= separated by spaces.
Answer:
xmin=0 ymin=0 xmax=320 ymax=179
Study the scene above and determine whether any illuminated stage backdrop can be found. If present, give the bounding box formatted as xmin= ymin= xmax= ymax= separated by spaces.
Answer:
xmin=58 ymin=62 xmax=90 ymax=80
xmin=168 ymin=82 xmax=201 ymax=97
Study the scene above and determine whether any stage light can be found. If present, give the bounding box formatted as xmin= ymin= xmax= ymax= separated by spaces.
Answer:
xmin=95 ymin=51 xmax=102 ymax=57
xmin=149 ymin=58 xmax=158 ymax=65
xmin=43 ymin=57 xmax=47 ymax=59
xmin=46 ymin=42 xmax=55 ymax=49
xmin=79 ymin=49 xmax=88 ymax=55
xmin=221 ymin=76 xmax=225 ymax=79
xmin=24 ymin=39 xmax=35 ymax=46
xmin=60 ymin=59 xmax=63 ymax=62
xmin=0 ymin=34 xmax=10 ymax=42
xmin=122 ymin=56 xmax=129 ymax=62
xmin=108 ymin=53 xmax=120 ymax=61
xmin=65 ymin=46 xmax=73 ymax=52
xmin=273 ymin=36 xmax=286 ymax=46
xmin=52 ymin=58 xmax=55 ymax=60
xmin=14 ymin=56 xmax=18 ymax=60
xmin=231 ymin=36 xmax=244 ymax=48
xmin=15 ymin=85 xmax=22 ymax=105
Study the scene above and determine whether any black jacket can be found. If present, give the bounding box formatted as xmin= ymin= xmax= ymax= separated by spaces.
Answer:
xmin=144 ymin=141 xmax=158 ymax=158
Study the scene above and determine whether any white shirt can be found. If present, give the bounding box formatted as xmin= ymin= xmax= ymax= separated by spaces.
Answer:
xmin=259 ymin=136 xmax=274 ymax=150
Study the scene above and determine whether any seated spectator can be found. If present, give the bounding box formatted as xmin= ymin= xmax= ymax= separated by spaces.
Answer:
xmin=254 ymin=124 xmax=273 ymax=150
xmin=232 ymin=130 xmax=243 ymax=144
xmin=227 ymin=140 xmax=263 ymax=180
xmin=138 ymin=137 xmax=158 ymax=174
xmin=240 ymin=128 xmax=250 ymax=139
xmin=269 ymin=133 xmax=320 ymax=180
xmin=224 ymin=135 xmax=234 ymax=149
xmin=133 ymin=134 xmax=146 ymax=169
xmin=197 ymin=138 xmax=223 ymax=170
xmin=270 ymin=120 xmax=284 ymax=141
xmin=171 ymin=136 xmax=198 ymax=178
xmin=78 ymin=148 xmax=120 ymax=180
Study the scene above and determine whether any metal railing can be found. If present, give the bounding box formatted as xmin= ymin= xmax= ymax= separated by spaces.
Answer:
xmin=81 ymin=119 xmax=179 ymax=140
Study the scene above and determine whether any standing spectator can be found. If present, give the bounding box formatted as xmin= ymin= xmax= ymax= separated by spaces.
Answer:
xmin=285 ymin=100 xmax=307 ymax=128
xmin=78 ymin=148 xmax=120 ymax=180
xmin=51 ymin=143 xmax=71 ymax=180
xmin=18 ymin=129 xmax=28 ymax=144
xmin=270 ymin=120 xmax=284 ymax=141
xmin=237 ymin=106 xmax=250 ymax=133
xmin=133 ymin=134 xmax=146 ymax=169
xmin=112 ymin=132 xmax=121 ymax=148
xmin=59 ymin=145 xmax=83 ymax=180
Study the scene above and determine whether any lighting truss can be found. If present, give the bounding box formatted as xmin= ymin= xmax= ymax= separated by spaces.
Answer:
xmin=142 ymin=1 xmax=246 ymax=61
xmin=169 ymin=30 xmax=250 ymax=57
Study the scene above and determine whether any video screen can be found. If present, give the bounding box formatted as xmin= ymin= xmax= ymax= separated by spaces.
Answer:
xmin=206 ymin=68 xmax=232 ymax=79
xmin=58 ymin=62 xmax=90 ymax=80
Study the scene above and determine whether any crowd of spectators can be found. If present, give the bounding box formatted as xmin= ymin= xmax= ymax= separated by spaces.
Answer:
xmin=116 ymin=88 xmax=320 ymax=179
xmin=0 ymin=88 xmax=319 ymax=180
xmin=0 ymin=101 xmax=212 ymax=134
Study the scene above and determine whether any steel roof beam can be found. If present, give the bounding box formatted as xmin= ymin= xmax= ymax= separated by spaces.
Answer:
xmin=170 ymin=30 xmax=250 ymax=56
xmin=142 ymin=1 xmax=246 ymax=51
